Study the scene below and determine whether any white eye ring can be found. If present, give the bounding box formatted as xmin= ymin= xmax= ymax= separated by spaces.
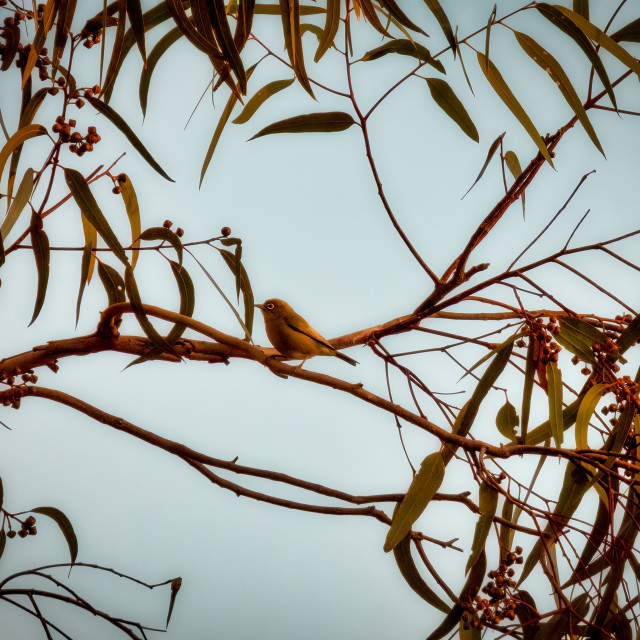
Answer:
xmin=266 ymin=303 xmax=274 ymax=310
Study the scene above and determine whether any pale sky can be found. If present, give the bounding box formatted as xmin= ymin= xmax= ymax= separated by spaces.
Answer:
xmin=1 ymin=2 xmax=639 ymax=638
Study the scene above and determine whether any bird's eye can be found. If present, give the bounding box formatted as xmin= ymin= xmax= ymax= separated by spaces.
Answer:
xmin=266 ymin=303 xmax=274 ymax=310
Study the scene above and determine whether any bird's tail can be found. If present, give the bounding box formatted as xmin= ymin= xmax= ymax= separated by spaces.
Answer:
xmin=336 ymin=351 xmax=358 ymax=366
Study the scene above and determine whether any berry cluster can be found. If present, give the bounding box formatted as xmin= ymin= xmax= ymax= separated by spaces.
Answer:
xmin=462 ymin=547 xmax=524 ymax=630
xmin=1 ymin=369 xmax=37 ymax=409
xmin=516 ymin=316 xmax=561 ymax=366
xmin=52 ymin=116 xmax=101 ymax=156
xmin=6 ymin=515 xmax=37 ymax=539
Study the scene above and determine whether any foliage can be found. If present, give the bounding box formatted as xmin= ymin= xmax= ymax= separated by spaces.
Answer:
xmin=1 ymin=1 xmax=640 ymax=638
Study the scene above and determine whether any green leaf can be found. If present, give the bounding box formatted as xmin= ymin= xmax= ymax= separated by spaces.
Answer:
xmin=233 ymin=78 xmax=295 ymax=125
xmin=513 ymin=31 xmax=604 ymax=156
xmin=53 ymin=0 xmax=77 ymax=67
xmin=476 ymin=52 xmax=554 ymax=168
xmin=200 ymin=63 xmax=258 ymax=187
xmin=351 ymin=0 xmax=391 ymax=38
xmin=536 ymin=4 xmax=616 ymax=108
xmin=393 ymin=532 xmax=450 ymax=613
xmin=484 ymin=4 xmax=496 ymax=69
xmin=249 ymin=112 xmax=356 ymax=140
xmin=504 ymin=150 xmax=525 ymax=217
xmin=314 ymin=0 xmax=340 ymax=62
xmin=425 ymin=78 xmax=478 ymax=142
xmin=426 ymin=551 xmax=486 ymax=640
xmin=85 ymin=96 xmax=173 ymax=181
xmin=360 ymin=40 xmax=445 ymax=74
xmin=463 ymin=132 xmax=505 ymax=198
xmin=465 ymin=482 xmax=498 ymax=575
xmin=138 ymin=226 xmax=182 ymax=266
xmin=278 ymin=0 xmax=314 ymax=98
xmin=575 ymin=383 xmax=607 ymax=449
xmin=219 ymin=249 xmax=254 ymax=337
xmin=29 ymin=215 xmax=49 ymax=326
xmin=22 ymin=0 xmax=59 ymax=88
xmin=124 ymin=265 xmax=178 ymax=354
xmin=422 ymin=0 xmax=456 ymax=54
xmin=64 ymin=168 xmax=129 ymax=266
xmin=554 ymin=5 xmax=640 ymax=79
xmin=525 ymin=394 xmax=583 ymax=446
xmin=76 ymin=240 xmax=95 ymax=326
xmin=116 ymin=174 xmax=141 ymax=269
xmin=546 ymin=361 xmax=563 ymax=448
xmin=1 ymin=168 xmax=35 ymax=241
xmin=32 ymin=506 xmax=78 ymax=563
xmin=126 ymin=0 xmax=147 ymax=63
xmin=611 ymin=17 xmax=640 ymax=43
xmin=496 ymin=401 xmax=519 ymax=441
xmin=384 ymin=452 xmax=445 ymax=552
xmin=376 ymin=0 xmax=427 ymax=36
xmin=520 ymin=338 xmax=535 ymax=442
xmin=0 ymin=125 xmax=48 ymax=184
xmin=617 ymin=314 xmax=640 ymax=355
xmin=139 ymin=27 xmax=182 ymax=117
xmin=103 ymin=0 xmax=127 ymax=99
xmin=97 ymin=262 xmax=126 ymax=305
xmin=557 ymin=317 xmax=612 ymax=365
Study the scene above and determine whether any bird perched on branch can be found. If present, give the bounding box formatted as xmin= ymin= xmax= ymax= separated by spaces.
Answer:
xmin=255 ymin=299 xmax=358 ymax=368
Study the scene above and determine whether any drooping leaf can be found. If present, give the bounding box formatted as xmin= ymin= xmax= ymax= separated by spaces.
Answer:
xmin=0 ymin=125 xmax=48 ymax=184
xmin=575 ymin=383 xmax=607 ymax=449
xmin=353 ymin=0 xmax=391 ymax=38
xmin=85 ymin=96 xmax=173 ymax=181
xmin=53 ymin=0 xmax=78 ymax=67
xmin=476 ymin=52 xmax=554 ymax=168
xmin=484 ymin=4 xmax=496 ymax=70
xmin=554 ymin=5 xmax=640 ymax=79
xmin=102 ymin=0 xmax=127 ymax=99
xmin=233 ymin=0 xmax=256 ymax=53
xmin=232 ymin=78 xmax=295 ymax=125
xmin=279 ymin=0 xmax=315 ymax=98
xmin=536 ymin=4 xmax=616 ymax=108
xmin=32 ymin=506 xmax=78 ymax=563
xmin=465 ymin=482 xmax=498 ymax=574
xmin=422 ymin=0 xmax=456 ymax=54
xmin=75 ymin=240 xmax=95 ymax=326
xmin=126 ymin=0 xmax=147 ymax=63
xmin=546 ymin=361 xmax=563 ymax=448
xmin=393 ymin=531 xmax=450 ymax=613
xmin=496 ymin=401 xmax=519 ymax=441
xmin=124 ymin=265 xmax=179 ymax=355
xmin=22 ymin=0 xmax=59 ymax=88
xmin=139 ymin=27 xmax=182 ymax=117
xmin=514 ymin=590 xmax=540 ymax=640
xmin=514 ymin=31 xmax=604 ymax=156
xmin=1 ymin=168 xmax=35 ymax=241
xmin=115 ymin=174 xmax=141 ymax=269
xmin=520 ymin=338 xmax=535 ymax=443
xmin=314 ymin=0 xmax=340 ymax=62
xmin=249 ymin=112 xmax=356 ymax=140
xmin=200 ymin=63 xmax=258 ymax=187
xmin=425 ymin=78 xmax=478 ymax=141
xmin=219 ymin=249 xmax=254 ymax=337
xmin=361 ymin=40 xmax=445 ymax=74
xmin=384 ymin=452 xmax=445 ymax=552
xmin=462 ymin=132 xmax=505 ymax=198
xmin=425 ymin=551 xmax=486 ymax=640
xmin=97 ymin=262 xmax=126 ymax=305
xmin=138 ymin=226 xmax=183 ymax=266
xmin=64 ymin=168 xmax=129 ymax=266
xmin=29 ymin=215 xmax=50 ymax=326
xmin=504 ymin=150 xmax=525 ymax=216
xmin=377 ymin=0 xmax=427 ymax=36
xmin=167 ymin=577 xmax=182 ymax=626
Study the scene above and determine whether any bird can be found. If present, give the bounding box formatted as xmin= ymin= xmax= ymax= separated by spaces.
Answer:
xmin=255 ymin=298 xmax=358 ymax=368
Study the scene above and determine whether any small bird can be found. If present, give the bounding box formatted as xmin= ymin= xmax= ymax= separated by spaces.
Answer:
xmin=255 ymin=298 xmax=358 ymax=367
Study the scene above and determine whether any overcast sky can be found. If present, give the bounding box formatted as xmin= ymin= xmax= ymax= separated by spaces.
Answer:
xmin=1 ymin=2 xmax=640 ymax=638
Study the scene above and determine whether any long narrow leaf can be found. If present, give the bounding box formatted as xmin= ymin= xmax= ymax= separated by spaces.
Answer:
xmin=546 ymin=361 xmax=563 ymax=447
xmin=233 ymin=78 xmax=295 ymax=125
xmin=422 ymin=0 xmax=455 ymax=54
xmin=575 ymin=383 xmax=607 ymax=449
xmin=465 ymin=482 xmax=498 ymax=574
xmin=477 ymin=52 xmax=554 ymax=168
xmin=462 ymin=132 xmax=504 ymax=198
xmin=116 ymin=174 xmax=141 ymax=269
xmin=32 ymin=506 xmax=78 ymax=563
xmin=314 ymin=0 xmax=340 ymax=62
xmin=0 ymin=125 xmax=48 ymax=184
xmin=425 ymin=78 xmax=478 ymax=141
xmin=249 ymin=112 xmax=355 ymax=140
xmin=1 ymin=168 xmax=35 ymax=241
xmin=64 ymin=168 xmax=129 ymax=266
xmin=29 ymin=216 xmax=50 ymax=326
xmin=85 ymin=96 xmax=173 ymax=181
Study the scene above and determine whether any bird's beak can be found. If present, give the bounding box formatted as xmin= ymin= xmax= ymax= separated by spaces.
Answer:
xmin=254 ymin=303 xmax=264 ymax=310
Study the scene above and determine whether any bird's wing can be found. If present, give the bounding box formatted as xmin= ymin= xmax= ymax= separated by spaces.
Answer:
xmin=285 ymin=318 xmax=336 ymax=352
